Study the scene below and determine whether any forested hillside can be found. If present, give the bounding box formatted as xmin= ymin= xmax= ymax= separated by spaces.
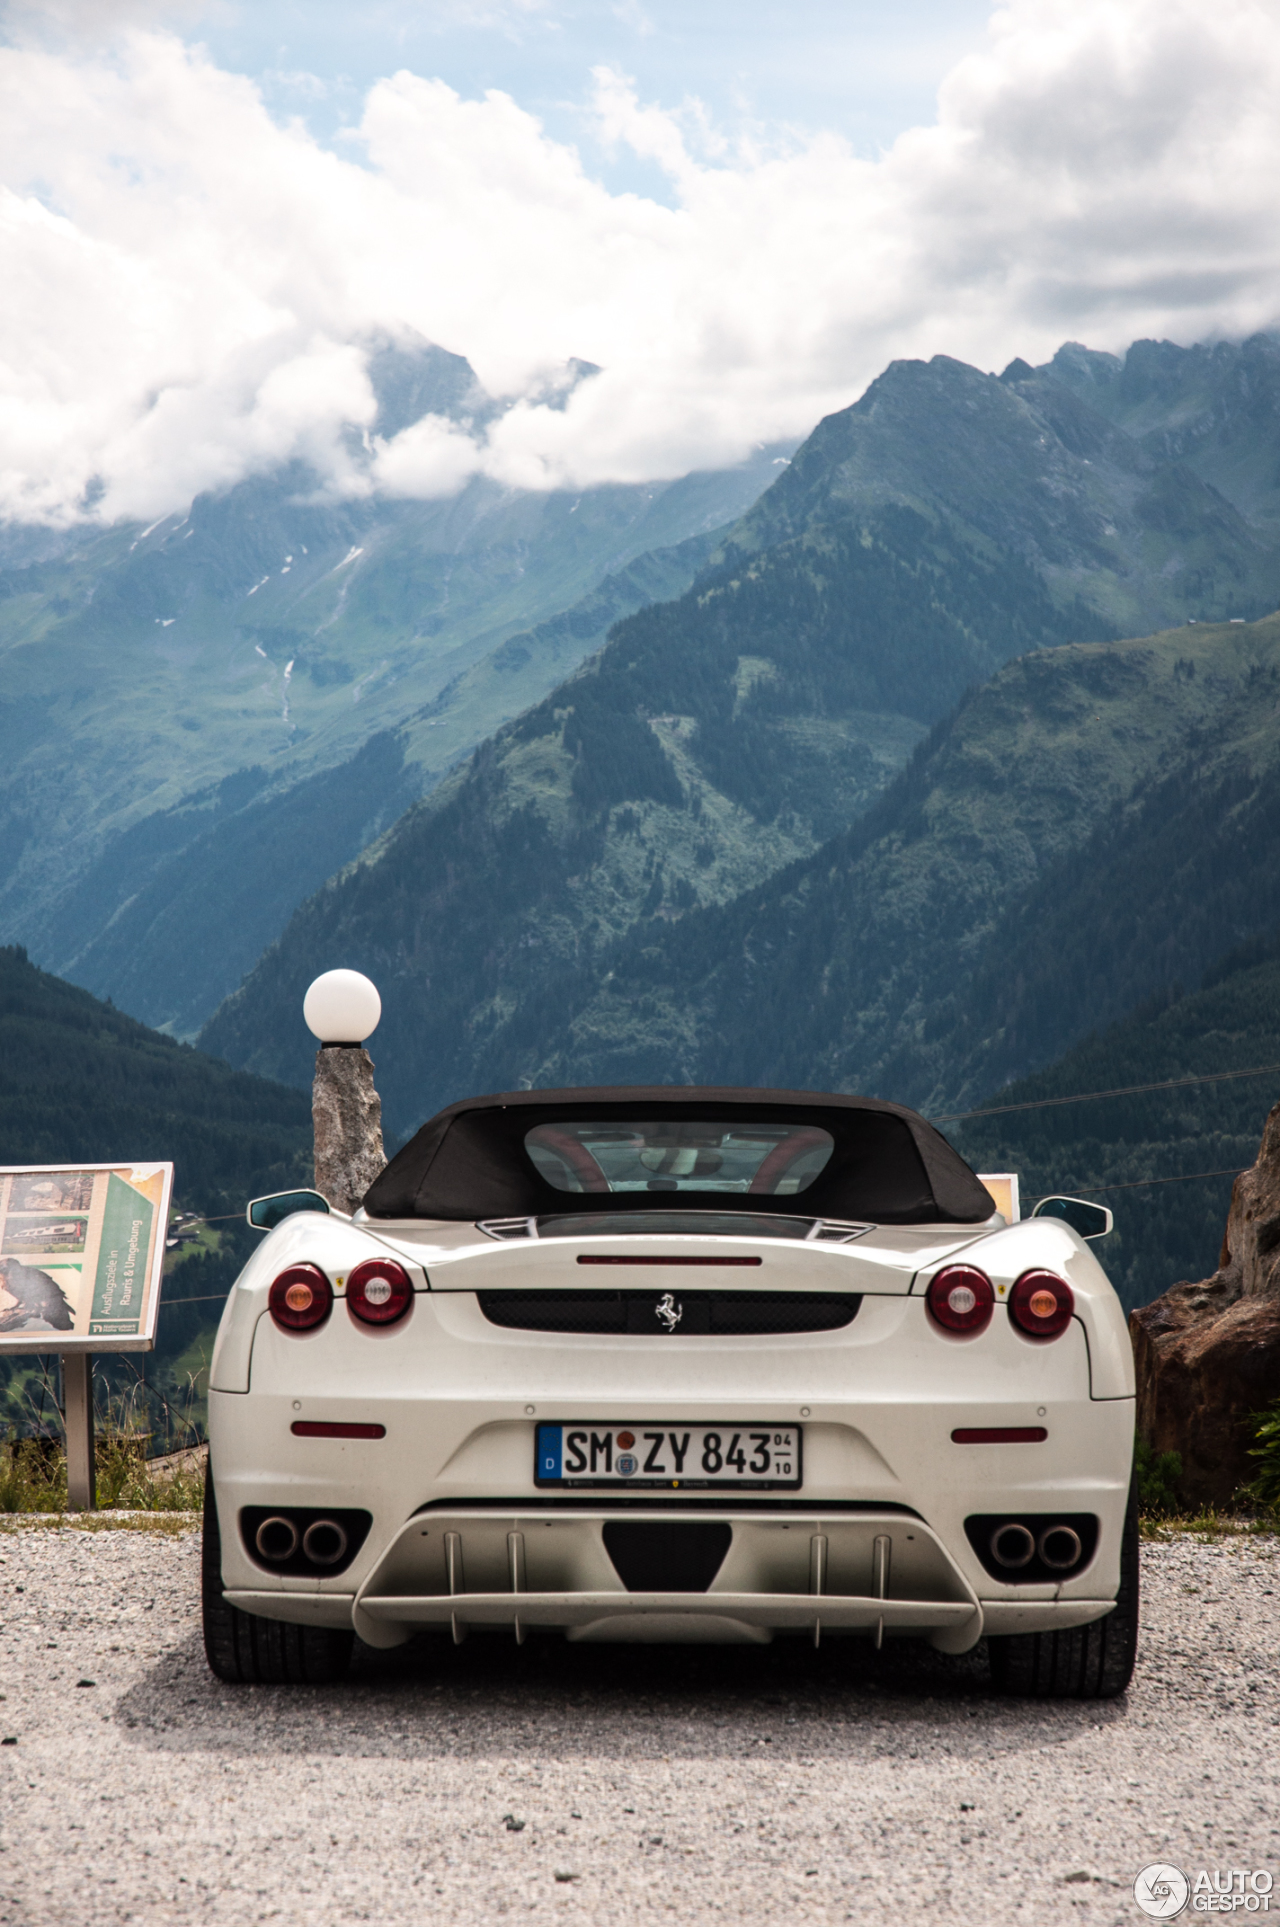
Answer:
xmin=0 ymin=945 xmax=311 ymax=1435
xmin=483 ymin=613 xmax=1280 ymax=1118
xmin=202 ymin=607 xmax=1280 ymax=1141
xmin=201 ymin=500 xmax=1104 ymax=1111
xmin=951 ymin=934 xmax=1280 ymax=1312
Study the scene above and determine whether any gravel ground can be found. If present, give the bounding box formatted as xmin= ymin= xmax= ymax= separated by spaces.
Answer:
xmin=0 ymin=1524 xmax=1277 ymax=1926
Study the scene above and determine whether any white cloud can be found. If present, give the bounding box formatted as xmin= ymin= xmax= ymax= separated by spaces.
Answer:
xmin=1 ymin=0 xmax=1280 ymax=523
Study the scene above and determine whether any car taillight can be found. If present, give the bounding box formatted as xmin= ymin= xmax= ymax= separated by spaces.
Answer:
xmin=268 ymin=1263 xmax=333 ymax=1332
xmin=1010 ymin=1268 xmax=1074 ymax=1339
xmin=346 ymin=1257 xmax=413 ymax=1326
xmin=927 ymin=1264 xmax=994 ymax=1335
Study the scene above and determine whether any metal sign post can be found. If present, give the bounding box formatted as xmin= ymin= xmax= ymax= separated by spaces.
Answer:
xmin=61 ymin=1352 xmax=95 ymax=1511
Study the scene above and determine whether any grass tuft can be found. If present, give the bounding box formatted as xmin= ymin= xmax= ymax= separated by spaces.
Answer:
xmin=0 ymin=1360 xmax=207 ymax=1515
xmin=1139 ymin=1507 xmax=1280 ymax=1542
xmin=0 ymin=1435 xmax=205 ymax=1514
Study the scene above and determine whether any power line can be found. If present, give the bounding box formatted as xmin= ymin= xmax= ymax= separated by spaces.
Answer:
xmin=933 ymin=1060 xmax=1280 ymax=1125
xmin=1029 ymin=1165 xmax=1246 ymax=1201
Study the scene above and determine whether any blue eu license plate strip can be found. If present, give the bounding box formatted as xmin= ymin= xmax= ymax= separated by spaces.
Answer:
xmin=535 ymin=1423 xmax=801 ymax=1489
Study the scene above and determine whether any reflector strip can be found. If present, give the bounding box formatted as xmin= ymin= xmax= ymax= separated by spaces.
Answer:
xmin=291 ymin=1421 xmax=386 ymax=1439
xmin=576 ymin=1255 xmax=763 ymax=1266
xmin=951 ymin=1426 xmax=1047 ymax=1444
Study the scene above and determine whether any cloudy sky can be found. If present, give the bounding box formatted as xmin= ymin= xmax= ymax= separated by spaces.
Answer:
xmin=2 ymin=0 xmax=1279 ymax=524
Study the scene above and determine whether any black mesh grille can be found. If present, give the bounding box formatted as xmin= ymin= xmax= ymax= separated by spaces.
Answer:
xmin=477 ymin=1290 xmax=860 ymax=1334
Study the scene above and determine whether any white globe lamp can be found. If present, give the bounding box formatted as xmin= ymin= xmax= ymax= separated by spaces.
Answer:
xmin=303 ymin=969 xmax=381 ymax=1046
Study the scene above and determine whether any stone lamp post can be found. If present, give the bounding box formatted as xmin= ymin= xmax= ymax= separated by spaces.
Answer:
xmin=304 ymin=969 xmax=387 ymax=1215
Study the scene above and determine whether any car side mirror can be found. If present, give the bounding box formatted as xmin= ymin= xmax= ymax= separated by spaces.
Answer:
xmin=1032 ymin=1195 xmax=1113 ymax=1241
xmin=246 ymin=1190 xmax=331 ymax=1231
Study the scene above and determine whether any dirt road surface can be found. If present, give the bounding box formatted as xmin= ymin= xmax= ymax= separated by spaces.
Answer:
xmin=0 ymin=1523 xmax=1276 ymax=1925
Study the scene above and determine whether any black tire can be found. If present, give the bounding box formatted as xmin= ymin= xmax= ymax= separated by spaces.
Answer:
xmin=202 ymin=1468 xmax=354 ymax=1685
xmin=988 ymin=1476 xmax=1139 ymax=1699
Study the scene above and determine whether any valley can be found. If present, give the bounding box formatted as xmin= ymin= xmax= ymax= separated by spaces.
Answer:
xmin=0 ymin=333 xmax=792 ymax=1035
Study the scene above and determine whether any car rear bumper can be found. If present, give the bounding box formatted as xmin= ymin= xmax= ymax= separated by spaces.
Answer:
xmin=219 ymin=1505 xmax=1118 ymax=1649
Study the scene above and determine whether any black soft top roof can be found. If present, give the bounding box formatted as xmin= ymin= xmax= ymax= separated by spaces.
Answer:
xmin=362 ymin=1086 xmax=994 ymax=1226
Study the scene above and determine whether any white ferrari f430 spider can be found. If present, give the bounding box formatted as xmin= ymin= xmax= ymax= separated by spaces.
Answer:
xmin=203 ymin=1086 xmax=1137 ymax=1697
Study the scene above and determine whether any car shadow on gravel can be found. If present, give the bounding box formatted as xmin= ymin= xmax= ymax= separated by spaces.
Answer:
xmin=111 ymin=1629 xmax=1130 ymax=1762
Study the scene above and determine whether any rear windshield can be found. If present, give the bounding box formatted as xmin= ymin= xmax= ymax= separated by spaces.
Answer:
xmin=524 ymin=1120 xmax=835 ymax=1196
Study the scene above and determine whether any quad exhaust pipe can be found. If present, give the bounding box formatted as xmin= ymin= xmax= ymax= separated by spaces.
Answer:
xmin=254 ymin=1515 xmax=349 ymax=1567
xmin=989 ymin=1521 xmax=1084 ymax=1572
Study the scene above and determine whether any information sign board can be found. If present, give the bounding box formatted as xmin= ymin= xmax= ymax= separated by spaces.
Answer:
xmin=0 ymin=1163 xmax=173 ymax=1353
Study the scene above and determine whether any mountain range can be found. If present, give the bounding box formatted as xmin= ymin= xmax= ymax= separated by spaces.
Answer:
xmin=200 ymin=336 xmax=1280 ymax=1136
xmin=8 ymin=327 xmax=1280 ymax=1320
xmin=0 ymin=332 xmax=794 ymax=1035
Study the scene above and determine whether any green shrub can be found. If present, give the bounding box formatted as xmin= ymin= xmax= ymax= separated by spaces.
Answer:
xmin=1245 ymin=1398 xmax=1280 ymax=1509
xmin=1135 ymin=1435 xmax=1184 ymax=1516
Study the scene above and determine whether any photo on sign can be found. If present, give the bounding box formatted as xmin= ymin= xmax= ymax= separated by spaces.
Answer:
xmin=0 ymin=1164 xmax=173 ymax=1353
xmin=2 ymin=1215 xmax=88 ymax=1254
xmin=0 ymin=1257 xmax=75 ymax=1334
xmin=8 ymin=1172 xmax=95 ymax=1214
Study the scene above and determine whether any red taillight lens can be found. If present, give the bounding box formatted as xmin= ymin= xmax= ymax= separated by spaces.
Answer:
xmin=1010 ymin=1269 xmax=1074 ymax=1339
xmin=346 ymin=1257 xmax=413 ymax=1326
xmin=927 ymin=1264 xmax=994 ymax=1335
xmin=268 ymin=1263 xmax=333 ymax=1332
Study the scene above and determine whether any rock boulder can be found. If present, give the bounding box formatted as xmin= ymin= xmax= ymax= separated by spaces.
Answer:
xmin=1130 ymin=1099 xmax=1280 ymax=1508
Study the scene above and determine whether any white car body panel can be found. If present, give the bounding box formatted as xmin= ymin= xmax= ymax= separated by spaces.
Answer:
xmin=209 ymin=1203 xmax=1135 ymax=1650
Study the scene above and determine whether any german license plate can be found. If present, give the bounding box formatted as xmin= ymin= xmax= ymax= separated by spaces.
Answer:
xmin=535 ymin=1423 xmax=801 ymax=1489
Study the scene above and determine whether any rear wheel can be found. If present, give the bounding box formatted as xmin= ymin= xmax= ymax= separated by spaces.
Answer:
xmin=202 ymin=1469 xmax=354 ymax=1685
xmin=988 ymin=1477 xmax=1139 ymax=1699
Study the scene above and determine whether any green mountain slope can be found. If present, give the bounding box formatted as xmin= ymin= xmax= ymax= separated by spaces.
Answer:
xmin=949 ymin=935 xmax=1280 ymax=1313
xmin=34 ymin=526 xmax=722 ymax=1040
xmin=0 ymin=944 xmax=309 ymax=1213
xmin=0 ymin=944 xmax=312 ymax=1435
xmin=199 ymin=500 xmax=1110 ymax=1118
xmin=201 ymin=602 xmax=1280 ymax=1148
xmin=485 ymin=613 xmax=1280 ymax=1118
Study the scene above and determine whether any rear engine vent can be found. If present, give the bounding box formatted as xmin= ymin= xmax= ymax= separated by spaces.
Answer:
xmin=477 ymin=1290 xmax=861 ymax=1335
xmin=477 ymin=1218 xmax=538 ymax=1241
xmin=603 ymin=1521 xmax=733 ymax=1592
